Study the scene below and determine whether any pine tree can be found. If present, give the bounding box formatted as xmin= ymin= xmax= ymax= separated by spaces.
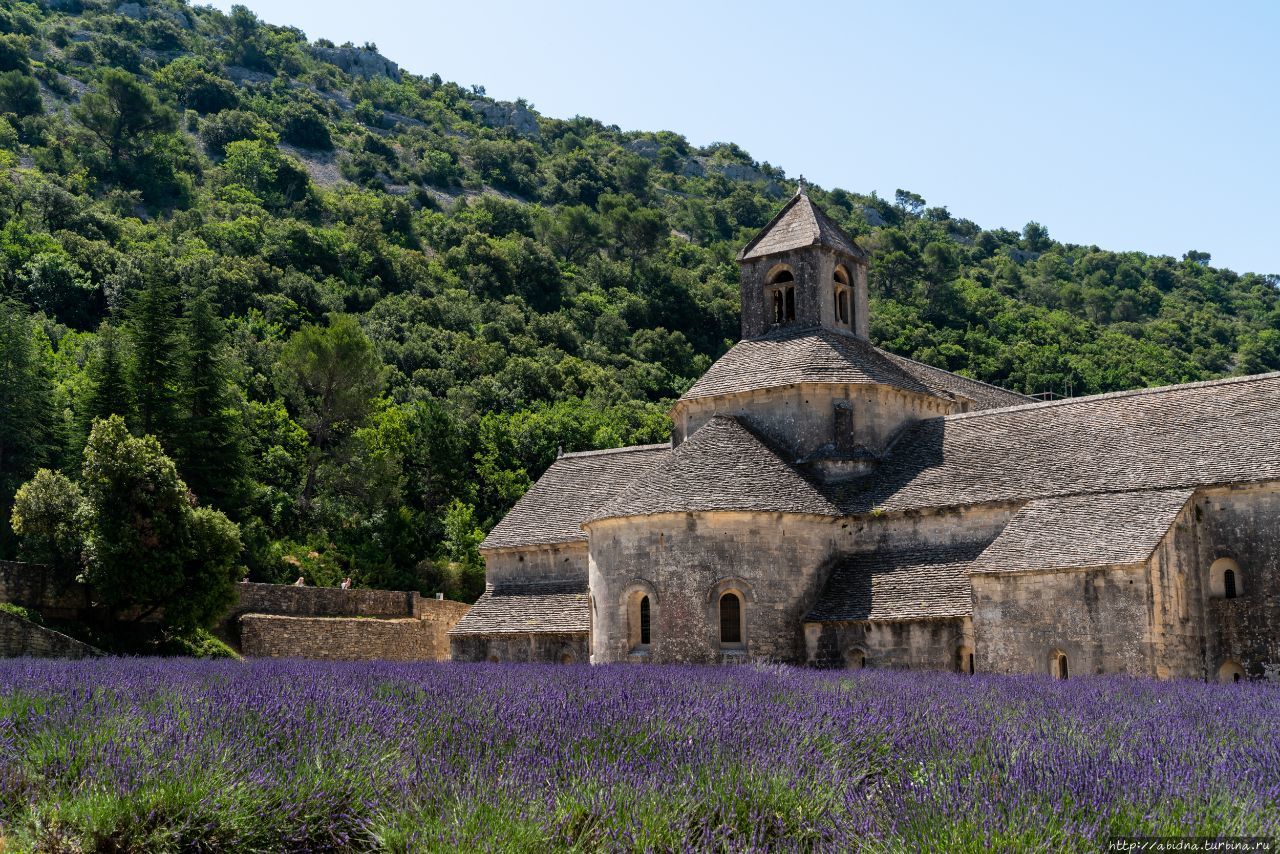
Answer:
xmin=126 ymin=265 xmax=184 ymax=453
xmin=0 ymin=300 xmax=60 ymax=556
xmin=180 ymin=292 xmax=248 ymax=514
xmin=82 ymin=322 xmax=133 ymax=427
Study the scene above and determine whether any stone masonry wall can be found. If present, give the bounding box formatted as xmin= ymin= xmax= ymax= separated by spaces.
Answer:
xmin=739 ymin=247 xmax=868 ymax=340
xmin=804 ymin=618 xmax=972 ymax=671
xmin=1147 ymin=501 xmax=1205 ymax=679
xmin=0 ymin=561 xmax=88 ymax=618
xmin=972 ymin=562 xmax=1154 ymax=676
xmin=450 ymin=632 xmax=588 ymax=664
xmin=482 ymin=542 xmax=587 ymax=587
xmin=588 ymin=511 xmax=842 ymax=664
xmin=0 ymin=611 xmax=99 ymax=659
xmin=673 ymin=382 xmax=956 ymax=460
xmin=241 ymin=600 xmax=469 ymax=661
xmin=1195 ymin=482 xmax=1280 ymax=679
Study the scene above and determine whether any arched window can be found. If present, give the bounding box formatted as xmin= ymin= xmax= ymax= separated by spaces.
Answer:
xmin=833 ymin=266 xmax=852 ymax=327
xmin=766 ymin=268 xmax=796 ymax=325
xmin=627 ymin=588 xmax=654 ymax=651
xmin=719 ymin=592 xmax=743 ymax=646
xmin=846 ymin=648 xmax=865 ymax=670
xmin=1218 ymin=660 xmax=1245 ymax=684
xmin=1210 ymin=558 xmax=1244 ymax=599
xmin=956 ymin=646 xmax=974 ymax=674
xmin=1050 ymin=650 xmax=1069 ymax=679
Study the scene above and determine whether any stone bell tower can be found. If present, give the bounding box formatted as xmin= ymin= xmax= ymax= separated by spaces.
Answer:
xmin=735 ymin=184 xmax=869 ymax=340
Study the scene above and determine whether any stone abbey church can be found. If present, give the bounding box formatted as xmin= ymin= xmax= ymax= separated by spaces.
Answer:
xmin=450 ymin=191 xmax=1280 ymax=682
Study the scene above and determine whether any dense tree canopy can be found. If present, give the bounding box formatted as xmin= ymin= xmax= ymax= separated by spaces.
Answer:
xmin=0 ymin=0 xmax=1275 ymax=605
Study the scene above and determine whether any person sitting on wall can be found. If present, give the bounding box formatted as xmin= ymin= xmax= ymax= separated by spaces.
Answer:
xmin=340 ymin=577 xmax=352 ymax=590
xmin=294 ymin=576 xmax=306 ymax=586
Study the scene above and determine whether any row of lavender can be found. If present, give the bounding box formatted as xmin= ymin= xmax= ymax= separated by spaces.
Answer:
xmin=0 ymin=659 xmax=1276 ymax=851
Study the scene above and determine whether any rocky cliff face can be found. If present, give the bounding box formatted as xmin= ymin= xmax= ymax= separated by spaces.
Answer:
xmin=310 ymin=45 xmax=401 ymax=81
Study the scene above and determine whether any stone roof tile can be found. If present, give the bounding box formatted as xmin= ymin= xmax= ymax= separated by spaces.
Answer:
xmin=856 ymin=372 xmax=1280 ymax=513
xmin=589 ymin=416 xmax=841 ymax=522
xmin=806 ymin=541 xmax=987 ymax=622
xmin=971 ymin=489 xmax=1192 ymax=573
xmin=738 ymin=193 xmax=866 ymax=261
xmin=448 ymin=580 xmax=588 ymax=635
xmin=680 ymin=328 xmax=1028 ymax=409
xmin=480 ymin=444 xmax=670 ymax=550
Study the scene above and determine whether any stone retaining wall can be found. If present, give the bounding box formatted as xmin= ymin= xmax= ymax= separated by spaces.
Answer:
xmin=242 ymin=599 xmax=470 ymax=661
xmin=0 ymin=611 xmax=100 ymax=659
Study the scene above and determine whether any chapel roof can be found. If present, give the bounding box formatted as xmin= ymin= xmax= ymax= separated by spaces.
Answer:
xmin=588 ymin=415 xmax=840 ymax=523
xmin=805 ymin=540 xmax=988 ymax=623
xmin=850 ymin=371 xmax=1280 ymax=514
xmin=737 ymin=192 xmax=867 ymax=262
xmin=678 ymin=327 xmax=1030 ymax=409
xmin=448 ymin=580 xmax=589 ymax=635
xmin=969 ymin=489 xmax=1192 ymax=574
xmin=480 ymin=443 xmax=670 ymax=551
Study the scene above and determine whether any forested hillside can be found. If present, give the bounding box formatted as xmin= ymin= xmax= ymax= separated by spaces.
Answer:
xmin=2 ymin=0 xmax=1277 ymax=599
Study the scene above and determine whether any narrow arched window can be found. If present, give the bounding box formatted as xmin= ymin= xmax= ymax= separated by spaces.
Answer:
xmin=639 ymin=595 xmax=651 ymax=645
xmin=719 ymin=592 xmax=742 ymax=645
xmin=833 ymin=266 xmax=852 ymax=327
xmin=846 ymin=649 xmax=865 ymax=670
xmin=766 ymin=268 xmax=796 ymax=325
xmin=1224 ymin=568 xmax=1237 ymax=599
xmin=1056 ymin=653 xmax=1069 ymax=679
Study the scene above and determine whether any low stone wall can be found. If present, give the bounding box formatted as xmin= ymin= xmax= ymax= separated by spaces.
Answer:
xmin=0 ymin=561 xmax=88 ymax=618
xmin=242 ymin=600 xmax=470 ymax=661
xmin=0 ymin=611 xmax=100 ymax=659
xmin=451 ymin=631 xmax=589 ymax=664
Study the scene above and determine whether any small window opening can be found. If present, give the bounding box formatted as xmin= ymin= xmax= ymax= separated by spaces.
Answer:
xmin=1055 ymin=653 xmax=1069 ymax=680
xmin=968 ymin=653 xmax=975 ymax=675
xmin=1224 ymin=569 xmax=1237 ymax=599
xmin=835 ymin=288 xmax=850 ymax=325
xmin=719 ymin=592 xmax=742 ymax=646
xmin=639 ymin=595 xmax=651 ymax=645
xmin=846 ymin=649 xmax=865 ymax=670
xmin=1218 ymin=660 xmax=1245 ymax=684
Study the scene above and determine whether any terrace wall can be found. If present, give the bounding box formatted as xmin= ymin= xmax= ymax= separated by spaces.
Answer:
xmin=241 ymin=604 xmax=469 ymax=661
xmin=0 ymin=611 xmax=100 ymax=659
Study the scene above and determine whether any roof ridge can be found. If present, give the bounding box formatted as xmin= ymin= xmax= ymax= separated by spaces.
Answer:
xmin=941 ymin=370 xmax=1280 ymax=422
xmin=558 ymin=442 xmax=671 ymax=459
xmin=878 ymin=347 xmax=1031 ymax=401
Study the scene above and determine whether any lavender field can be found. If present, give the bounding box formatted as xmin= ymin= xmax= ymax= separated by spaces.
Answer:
xmin=0 ymin=661 xmax=1276 ymax=852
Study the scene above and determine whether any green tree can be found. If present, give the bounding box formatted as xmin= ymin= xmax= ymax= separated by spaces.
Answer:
xmin=9 ymin=468 xmax=84 ymax=585
xmin=82 ymin=322 xmax=132 ymax=427
xmin=72 ymin=69 xmax=176 ymax=178
xmin=0 ymin=301 xmax=58 ymax=556
xmin=126 ymin=265 xmax=184 ymax=451
xmin=76 ymin=416 xmax=243 ymax=630
xmin=277 ymin=314 xmax=384 ymax=509
xmin=0 ymin=70 xmax=40 ymax=117
xmin=180 ymin=292 xmax=249 ymax=514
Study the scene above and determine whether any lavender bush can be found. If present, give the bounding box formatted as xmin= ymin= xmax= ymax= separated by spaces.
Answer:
xmin=0 ymin=660 xmax=1275 ymax=852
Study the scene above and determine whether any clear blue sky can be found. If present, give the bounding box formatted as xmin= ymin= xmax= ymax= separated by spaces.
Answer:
xmin=207 ymin=0 xmax=1279 ymax=275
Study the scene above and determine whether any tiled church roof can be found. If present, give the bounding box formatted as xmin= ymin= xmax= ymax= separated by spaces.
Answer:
xmin=679 ymin=327 xmax=1029 ymax=410
xmin=806 ymin=541 xmax=988 ymax=622
xmin=480 ymin=444 xmax=670 ymax=550
xmin=590 ymin=416 xmax=841 ymax=522
xmin=737 ymin=192 xmax=867 ymax=261
xmin=449 ymin=580 xmax=588 ymax=635
xmin=854 ymin=372 xmax=1280 ymax=514
xmin=970 ymin=489 xmax=1192 ymax=573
